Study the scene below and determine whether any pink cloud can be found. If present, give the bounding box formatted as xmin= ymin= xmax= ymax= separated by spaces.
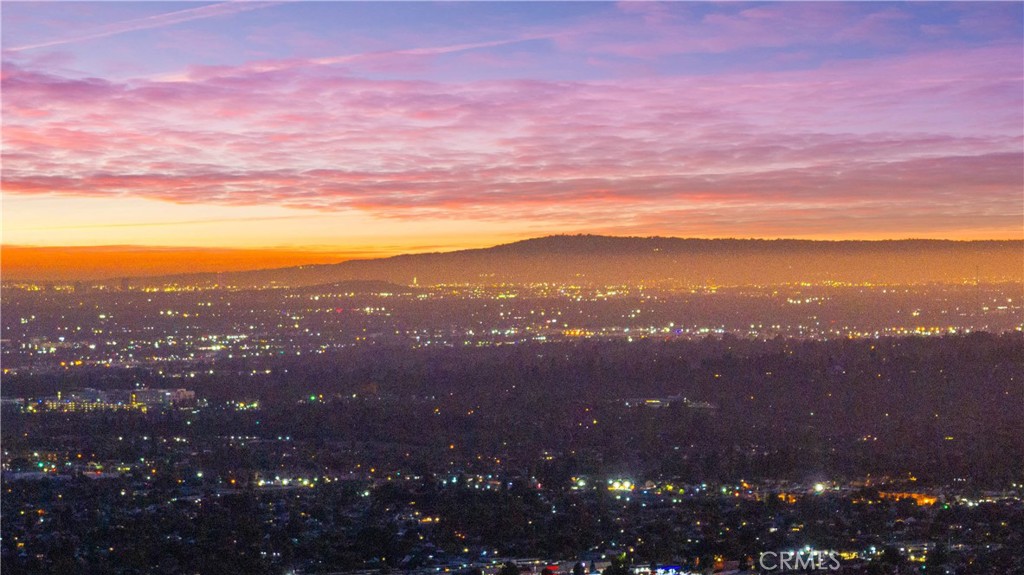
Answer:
xmin=2 ymin=36 xmax=1021 ymax=239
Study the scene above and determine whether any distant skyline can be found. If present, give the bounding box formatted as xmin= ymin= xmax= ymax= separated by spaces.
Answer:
xmin=3 ymin=1 xmax=1022 ymax=279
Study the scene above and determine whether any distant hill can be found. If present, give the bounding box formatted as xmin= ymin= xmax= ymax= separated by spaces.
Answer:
xmin=132 ymin=235 xmax=1023 ymax=289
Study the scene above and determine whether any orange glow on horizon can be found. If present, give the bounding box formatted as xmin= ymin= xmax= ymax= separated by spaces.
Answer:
xmin=0 ymin=246 xmax=374 ymax=282
xmin=4 ymin=229 xmax=1021 ymax=282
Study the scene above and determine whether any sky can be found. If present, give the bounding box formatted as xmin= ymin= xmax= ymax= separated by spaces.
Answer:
xmin=2 ymin=1 xmax=1023 ymax=279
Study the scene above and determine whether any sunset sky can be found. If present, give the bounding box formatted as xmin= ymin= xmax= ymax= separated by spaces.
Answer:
xmin=3 ymin=1 xmax=1022 ymax=279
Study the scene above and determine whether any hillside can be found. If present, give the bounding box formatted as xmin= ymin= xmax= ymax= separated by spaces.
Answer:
xmin=121 ymin=235 xmax=1024 ymax=289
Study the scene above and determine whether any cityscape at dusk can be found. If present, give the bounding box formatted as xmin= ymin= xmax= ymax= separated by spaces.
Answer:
xmin=2 ymin=2 xmax=1023 ymax=575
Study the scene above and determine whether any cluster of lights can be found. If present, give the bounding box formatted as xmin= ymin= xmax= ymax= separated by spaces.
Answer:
xmin=608 ymin=479 xmax=634 ymax=491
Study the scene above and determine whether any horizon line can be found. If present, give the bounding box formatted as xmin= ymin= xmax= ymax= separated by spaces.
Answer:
xmin=6 ymin=233 xmax=1024 ymax=251
xmin=3 ymin=234 xmax=1022 ymax=284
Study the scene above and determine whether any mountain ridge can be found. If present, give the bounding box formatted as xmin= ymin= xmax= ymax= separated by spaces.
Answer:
xmin=20 ymin=235 xmax=1023 ymax=288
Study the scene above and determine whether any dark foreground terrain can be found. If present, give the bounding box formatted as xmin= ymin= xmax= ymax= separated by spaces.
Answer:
xmin=3 ymin=334 xmax=1022 ymax=574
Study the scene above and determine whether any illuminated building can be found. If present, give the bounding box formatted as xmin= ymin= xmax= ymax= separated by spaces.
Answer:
xmin=131 ymin=388 xmax=196 ymax=407
xmin=21 ymin=388 xmax=195 ymax=413
xmin=877 ymin=492 xmax=938 ymax=506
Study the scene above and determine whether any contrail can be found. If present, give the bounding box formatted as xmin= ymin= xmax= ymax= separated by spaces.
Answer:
xmin=157 ymin=33 xmax=553 ymax=81
xmin=309 ymin=36 xmax=552 ymax=67
xmin=6 ymin=1 xmax=281 ymax=52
